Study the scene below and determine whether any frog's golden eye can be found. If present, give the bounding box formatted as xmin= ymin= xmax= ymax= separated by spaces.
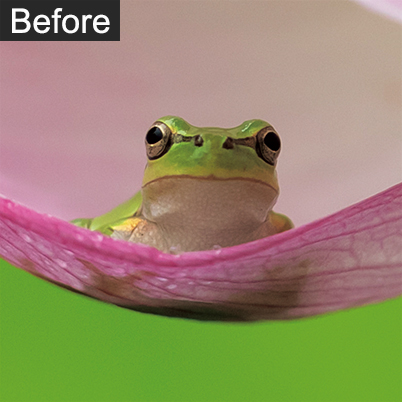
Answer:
xmin=256 ymin=127 xmax=281 ymax=165
xmin=145 ymin=122 xmax=172 ymax=159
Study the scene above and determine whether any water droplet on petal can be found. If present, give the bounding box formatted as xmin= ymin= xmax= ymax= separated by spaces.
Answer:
xmin=76 ymin=234 xmax=84 ymax=242
xmin=169 ymin=245 xmax=182 ymax=254
xmin=21 ymin=233 xmax=32 ymax=243
xmin=55 ymin=258 xmax=67 ymax=268
xmin=93 ymin=233 xmax=104 ymax=242
xmin=37 ymin=243 xmax=54 ymax=257
xmin=213 ymin=244 xmax=222 ymax=254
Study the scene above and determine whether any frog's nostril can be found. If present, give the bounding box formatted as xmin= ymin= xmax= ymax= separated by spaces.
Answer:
xmin=222 ymin=137 xmax=234 ymax=149
xmin=194 ymin=135 xmax=203 ymax=147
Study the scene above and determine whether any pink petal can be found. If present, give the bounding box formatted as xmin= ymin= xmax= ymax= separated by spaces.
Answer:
xmin=354 ymin=0 xmax=402 ymax=23
xmin=1 ymin=183 xmax=401 ymax=321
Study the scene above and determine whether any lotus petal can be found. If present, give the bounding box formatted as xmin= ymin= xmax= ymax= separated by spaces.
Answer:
xmin=1 ymin=183 xmax=401 ymax=321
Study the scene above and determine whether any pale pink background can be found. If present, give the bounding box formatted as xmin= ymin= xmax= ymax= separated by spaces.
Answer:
xmin=0 ymin=1 xmax=401 ymax=228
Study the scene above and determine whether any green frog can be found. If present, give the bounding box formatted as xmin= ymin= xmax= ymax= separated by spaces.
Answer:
xmin=72 ymin=116 xmax=293 ymax=253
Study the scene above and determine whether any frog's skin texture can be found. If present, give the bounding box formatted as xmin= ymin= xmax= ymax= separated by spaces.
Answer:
xmin=72 ymin=116 xmax=293 ymax=253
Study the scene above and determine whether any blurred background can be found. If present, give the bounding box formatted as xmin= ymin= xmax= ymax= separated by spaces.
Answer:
xmin=0 ymin=2 xmax=401 ymax=402
xmin=1 ymin=1 xmax=400 ymax=227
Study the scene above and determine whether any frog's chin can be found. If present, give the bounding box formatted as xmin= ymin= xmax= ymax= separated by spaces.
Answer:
xmin=143 ymin=174 xmax=278 ymax=193
xmin=140 ymin=175 xmax=279 ymax=244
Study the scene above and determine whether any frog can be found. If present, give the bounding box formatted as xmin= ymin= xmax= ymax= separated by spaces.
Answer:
xmin=72 ymin=116 xmax=293 ymax=253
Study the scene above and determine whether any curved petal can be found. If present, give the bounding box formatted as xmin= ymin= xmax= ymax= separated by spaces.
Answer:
xmin=1 ymin=183 xmax=401 ymax=321
xmin=354 ymin=0 xmax=402 ymax=23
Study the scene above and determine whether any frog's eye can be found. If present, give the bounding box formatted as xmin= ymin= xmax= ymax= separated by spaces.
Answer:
xmin=145 ymin=122 xmax=172 ymax=159
xmin=256 ymin=127 xmax=281 ymax=165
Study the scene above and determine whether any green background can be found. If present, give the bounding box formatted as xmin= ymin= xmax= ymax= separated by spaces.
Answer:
xmin=0 ymin=258 xmax=401 ymax=402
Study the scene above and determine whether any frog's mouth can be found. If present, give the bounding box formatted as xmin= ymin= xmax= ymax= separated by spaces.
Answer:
xmin=143 ymin=174 xmax=278 ymax=193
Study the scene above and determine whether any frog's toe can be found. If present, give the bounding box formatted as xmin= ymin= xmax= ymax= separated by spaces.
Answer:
xmin=270 ymin=212 xmax=294 ymax=233
xmin=71 ymin=218 xmax=93 ymax=229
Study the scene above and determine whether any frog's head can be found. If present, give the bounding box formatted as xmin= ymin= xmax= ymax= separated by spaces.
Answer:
xmin=142 ymin=116 xmax=281 ymax=193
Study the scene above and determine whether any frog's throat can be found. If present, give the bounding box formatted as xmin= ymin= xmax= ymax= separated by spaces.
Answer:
xmin=142 ymin=174 xmax=278 ymax=193
xmin=138 ymin=175 xmax=280 ymax=251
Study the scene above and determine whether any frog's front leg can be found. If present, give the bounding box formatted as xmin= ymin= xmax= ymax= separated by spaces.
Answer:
xmin=269 ymin=211 xmax=294 ymax=234
xmin=71 ymin=218 xmax=93 ymax=229
xmin=111 ymin=218 xmax=168 ymax=251
xmin=71 ymin=217 xmax=115 ymax=236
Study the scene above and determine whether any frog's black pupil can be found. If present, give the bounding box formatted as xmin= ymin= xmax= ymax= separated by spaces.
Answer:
xmin=146 ymin=127 xmax=164 ymax=144
xmin=264 ymin=131 xmax=280 ymax=151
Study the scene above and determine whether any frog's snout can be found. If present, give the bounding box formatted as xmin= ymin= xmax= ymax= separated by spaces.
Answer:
xmin=193 ymin=135 xmax=203 ymax=147
xmin=222 ymin=137 xmax=234 ymax=149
